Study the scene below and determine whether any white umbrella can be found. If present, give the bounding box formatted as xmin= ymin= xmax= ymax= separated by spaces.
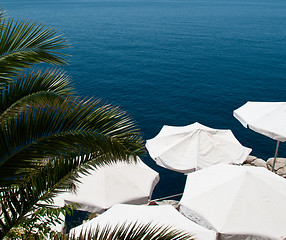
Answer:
xmin=179 ymin=164 xmax=286 ymax=240
xmin=234 ymin=101 xmax=286 ymax=171
xmin=146 ymin=122 xmax=252 ymax=173
xmin=69 ymin=203 xmax=217 ymax=240
xmin=55 ymin=158 xmax=159 ymax=213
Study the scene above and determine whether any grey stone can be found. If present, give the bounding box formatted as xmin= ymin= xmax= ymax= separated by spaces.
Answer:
xmin=248 ymin=155 xmax=258 ymax=161
xmin=243 ymin=155 xmax=258 ymax=164
xmin=251 ymin=158 xmax=267 ymax=168
xmin=242 ymin=156 xmax=266 ymax=168
xmin=266 ymin=158 xmax=286 ymax=177
xmin=155 ymin=200 xmax=180 ymax=210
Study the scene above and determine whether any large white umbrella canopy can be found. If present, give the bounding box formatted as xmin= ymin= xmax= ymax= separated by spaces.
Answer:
xmin=233 ymin=101 xmax=286 ymax=141
xmin=146 ymin=122 xmax=252 ymax=173
xmin=179 ymin=164 xmax=286 ymax=240
xmin=69 ymin=203 xmax=217 ymax=240
xmin=55 ymin=158 xmax=159 ymax=213
xmin=234 ymin=101 xmax=286 ymax=170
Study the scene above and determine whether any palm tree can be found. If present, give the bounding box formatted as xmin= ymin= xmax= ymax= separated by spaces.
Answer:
xmin=0 ymin=10 xmax=194 ymax=240
xmin=0 ymin=10 xmax=145 ymax=239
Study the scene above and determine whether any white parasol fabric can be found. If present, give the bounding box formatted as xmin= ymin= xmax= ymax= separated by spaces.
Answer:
xmin=233 ymin=101 xmax=286 ymax=141
xmin=234 ymin=101 xmax=286 ymax=170
xmin=69 ymin=203 xmax=217 ymax=240
xmin=179 ymin=164 xmax=286 ymax=240
xmin=54 ymin=158 xmax=159 ymax=213
xmin=146 ymin=122 xmax=252 ymax=173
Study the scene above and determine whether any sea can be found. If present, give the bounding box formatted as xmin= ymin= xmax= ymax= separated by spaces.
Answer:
xmin=1 ymin=0 xmax=286 ymax=200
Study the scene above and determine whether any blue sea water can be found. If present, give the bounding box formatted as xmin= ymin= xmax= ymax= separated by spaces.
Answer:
xmin=1 ymin=0 xmax=286 ymax=199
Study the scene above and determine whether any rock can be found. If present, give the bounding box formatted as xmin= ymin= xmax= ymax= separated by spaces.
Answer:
xmin=155 ymin=200 xmax=180 ymax=210
xmin=243 ymin=155 xmax=258 ymax=164
xmin=251 ymin=158 xmax=267 ymax=168
xmin=266 ymin=158 xmax=286 ymax=177
xmin=242 ymin=155 xmax=267 ymax=168
xmin=242 ymin=156 xmax=286 ymax=178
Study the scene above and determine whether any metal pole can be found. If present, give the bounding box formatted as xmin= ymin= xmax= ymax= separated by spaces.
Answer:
xmin=150 ymin=193 xmax=183 ymax=202
xmin=272 ymin=140 xmax=280 ymax=172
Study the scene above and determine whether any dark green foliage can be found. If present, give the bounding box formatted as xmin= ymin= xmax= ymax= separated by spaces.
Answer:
xmin=0 ymin=12 xmax=69 ymax=87
xmin=0 ymin=8 xmax=194 ymax=240
xmin=0 ymin=9 xmax=145 ymax=239
xmin=55 ymin=222 xmax=194 ymax=240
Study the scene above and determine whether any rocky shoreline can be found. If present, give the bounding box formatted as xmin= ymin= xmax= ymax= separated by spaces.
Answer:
xmin=243 ymin=155 xmax=286 ymax=178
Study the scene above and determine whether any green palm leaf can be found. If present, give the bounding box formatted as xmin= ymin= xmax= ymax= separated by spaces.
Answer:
xmin=0 ymin=97 xmax=144 ymax=186
xmin=64 ymin=222 xmax=194 ymax=240
xmin=0 ymin=151 xmax=141 ymax=238
xmin=0 ymin=9 xmax=6 ymax=30
xmin=0 ymin=68 xmax=74 ymax=120
xmin=0 ymin=153 xmax=92 ymax=238
xmin=0 ymin=8 xmax=147 ymax=240
xmin=0 ymin=19 xmax=70 ymax=86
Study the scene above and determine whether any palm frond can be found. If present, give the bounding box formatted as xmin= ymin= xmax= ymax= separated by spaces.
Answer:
xmin=0 ymin=183 xmax=73 ymax=239
xmin=0 ymin=9 xmax=147 ymax=240
xmin=0 ymin=151 xmax=138 ymax=238
xmin=0 ymin=152 xmax=84 ymax=238
xmin=0 ymin=97 xmax=144 ymax=186
xmin=0 ymin=68 xmax=74 ymax=118
xmin=0 ymin=9 xmax=6 ymax=29
xmin=0 ymin=18 xmax=70 ymax=86
xmin=0 ymin=94 xmax=143 ymax=236
xmin=65 ymin=221 xmax=195 ymax=240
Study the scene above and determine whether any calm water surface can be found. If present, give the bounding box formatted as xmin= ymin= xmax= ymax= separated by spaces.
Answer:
xmin=1 ymin=0 xmax=286 ymax=198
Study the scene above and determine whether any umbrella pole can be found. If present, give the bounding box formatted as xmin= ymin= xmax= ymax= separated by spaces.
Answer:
xmin=272 ymin=140 xmax=280 ymax=172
